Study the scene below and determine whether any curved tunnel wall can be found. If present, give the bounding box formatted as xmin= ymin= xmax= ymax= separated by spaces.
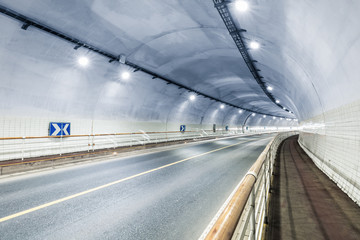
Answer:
xmin=256 ymin=1 xmax=360 ymax=204
xmin=0 ymin=12 xmax=293 ymax=144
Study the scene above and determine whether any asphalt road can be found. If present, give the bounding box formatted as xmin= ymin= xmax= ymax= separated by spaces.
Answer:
xmin=0 ymin=134 xmax=274 ymax=240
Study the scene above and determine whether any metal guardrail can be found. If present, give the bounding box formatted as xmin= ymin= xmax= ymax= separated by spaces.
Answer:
xmin=0 ymin=129 xmax=244 ymax=162
xmin=202 ymin=131 xmax=298 ymax=240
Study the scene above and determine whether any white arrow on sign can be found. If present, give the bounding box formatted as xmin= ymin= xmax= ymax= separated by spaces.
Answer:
xmin=51 ymin=123 xmax=61 ymax=136
xmin=63 ymin=124 xmax=69 ymax=135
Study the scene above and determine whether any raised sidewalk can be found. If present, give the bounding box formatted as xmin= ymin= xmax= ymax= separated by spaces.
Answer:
xmin=266 ymin=135 xmax=360 ymax=240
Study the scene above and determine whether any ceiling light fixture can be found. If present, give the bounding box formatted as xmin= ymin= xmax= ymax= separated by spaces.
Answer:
xmin=220 ymin=104 xmax=225 ymax=109
xmin=78 ymin=56 xmax=89 ymax=67
xmin=189 ymin=95 xmax=196 ymax=101
xmin=276 ymin=100 xmax=280 ymax=104
xmin=267 ymin=86 xmax=273 ymax=91
xmin=239 ymin=110 xmax=243 ymax=113
xmin=250 ymin=41 xmax=260 ymax=49
xmin=121 ymin=71 xmax=130 ymax=80
xmin=235 ymin=1 xmax=249 ymax=12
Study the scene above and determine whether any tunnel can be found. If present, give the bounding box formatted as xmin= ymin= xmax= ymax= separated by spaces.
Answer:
xmin=0 ymin=0 xmax=359 ymax=239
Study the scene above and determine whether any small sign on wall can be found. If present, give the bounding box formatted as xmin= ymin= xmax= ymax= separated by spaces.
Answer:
xmin=49 ymin=122 xmax=71 ymax=136
xmin=225 ymin=126 xmax=229 ymax=131
xmin=180 ymin=125 xmax=186 ymax=132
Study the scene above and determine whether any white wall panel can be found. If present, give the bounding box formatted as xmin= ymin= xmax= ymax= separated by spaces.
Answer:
xmin=299 ymin=99 xmax=360 ymax=205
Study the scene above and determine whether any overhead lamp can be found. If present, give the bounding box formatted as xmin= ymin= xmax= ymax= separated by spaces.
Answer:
xmin=252 ymin=113 xmax=256 ymax=116
xmin=276 ymin=100 xmax=280 ymax=104
xmin=283 ymin=107 xmax=286 ymax=110
xmin=220 ymin=104 xmax=225 ymax=109
xmin=235 ymin=1 xmax=249 ymax=12
xmin=78 ymin=56 xmax=89 ymax=67
xmin=239 ymin=110 xmax=243 ymax=114
xmin=189 ymin=95 xmax=196 ymax=101
xmin=267 ymin=86 xmax=273 ymax=91
xmin=121 ymin=71 xmax=130 ymax=80
xmin=263 ymin=115 xmax=266 ymax=118
xmin=250 ymin=41 xmax=260 ymax=49
xmin=273 ymin=117 xmax=276 ymax=120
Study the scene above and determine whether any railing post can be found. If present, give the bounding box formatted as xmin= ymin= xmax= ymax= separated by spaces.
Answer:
xmin=250 ymin=187 xmax=256 ymax=240
xmin=113 ymin=134 xmax=116 ymax=149
xmin=60 ymin=135 xmax=63 ymax=155
xmin=264 ymin=153 xmax=270 ymax=225
xmin=21 ymin=136 xmax=25 ymax=161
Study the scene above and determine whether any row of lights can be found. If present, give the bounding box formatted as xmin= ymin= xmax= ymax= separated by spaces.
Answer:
xmin=78 ymin=55 xmax=294 ymax=119
xmin=78 ymin=56 xmax=131 ymax=80
xmin=77 ymin=43 xmax=292 ymax=121
xmin=78 ymin=56 xmax=252 ymax=114
xmin=235 ymin=1 xmax=260 ymax=51
xmin=234 ymin=1 xmax=295 ymax=115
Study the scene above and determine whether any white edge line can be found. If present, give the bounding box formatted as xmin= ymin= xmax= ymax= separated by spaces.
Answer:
xmin=197 ymin=174 xmax=247 ymax=240
xmin=197 ymin=135 xmax=274 ymax=240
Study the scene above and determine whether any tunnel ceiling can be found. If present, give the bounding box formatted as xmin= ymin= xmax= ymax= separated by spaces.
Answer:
xmin=1 ymin=0 xmax=358 ymax=123
xmin=0 ymin=0 xmax=295 ymax=119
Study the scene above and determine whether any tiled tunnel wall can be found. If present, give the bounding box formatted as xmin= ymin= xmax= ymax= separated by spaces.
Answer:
xmin=299 ymin=99 xmax=360 ymax=205
xmin=0 ymin=115 xmax=296 ymax=161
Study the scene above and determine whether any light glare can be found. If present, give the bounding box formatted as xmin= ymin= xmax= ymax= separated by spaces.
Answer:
xmin=250 ymin=41 xmax=260 ymax=49
xmin=239 ymin=110 xmax=243 ymax=114
xmin=189 ymin=95 xmax=196 ymax=101
xmin=78 ymin=57 xmax=89 ymax=67
xmin=235 ymin=1 xmax=249 ymax=12
xmin=121 ymin=71 xmax=130 ymax=80
xmin=252 ymin=113 xmax=256 ymax=116
xmin=276 ymin=100 xmax=280 ymax=103
xmin=220 ymin=104 xmax=225 ymax=109
xmin=267 ymin=86 xmax=273 ymax=91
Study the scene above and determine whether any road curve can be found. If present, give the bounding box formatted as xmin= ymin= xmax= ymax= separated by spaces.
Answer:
xmin=0 ymin=134 xmax=274 ymax=240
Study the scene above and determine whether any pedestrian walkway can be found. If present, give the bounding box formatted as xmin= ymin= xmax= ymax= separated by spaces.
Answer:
xmin=266 ymin=135 xmax=360 ymax=240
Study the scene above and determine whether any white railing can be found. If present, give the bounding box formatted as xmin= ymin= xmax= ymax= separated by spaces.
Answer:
xmin=203 ymin=131 xmax=298 ymax=240
xmin=0 ymin=129 xmax=245 ymax=162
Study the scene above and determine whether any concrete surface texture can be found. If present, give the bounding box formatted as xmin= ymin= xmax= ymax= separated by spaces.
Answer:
xmin=267 ymin=136 xmax=360 ymax=240
xmin=0 ymin=135 xmax=272 ymax=240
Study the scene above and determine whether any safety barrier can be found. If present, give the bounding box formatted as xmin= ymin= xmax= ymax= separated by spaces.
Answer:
xmin=0 ymin=129 xmax=247 ymax=162
xmin=202 ymin=131 xmax=298 ymax=240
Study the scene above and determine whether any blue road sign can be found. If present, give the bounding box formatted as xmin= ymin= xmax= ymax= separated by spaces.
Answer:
xmin=49 ymin=122 xmax=71 ymax=136
xmin=180 ymin=125 xmax=186 ymax=132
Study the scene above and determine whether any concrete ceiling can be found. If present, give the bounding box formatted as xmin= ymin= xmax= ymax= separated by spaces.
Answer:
xmin=0 ymin=0 xmax=358 ymax=127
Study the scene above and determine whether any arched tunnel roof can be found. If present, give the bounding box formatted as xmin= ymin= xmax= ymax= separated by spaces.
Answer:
xmin=0 ymin=0 xmax=359 ymax=127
